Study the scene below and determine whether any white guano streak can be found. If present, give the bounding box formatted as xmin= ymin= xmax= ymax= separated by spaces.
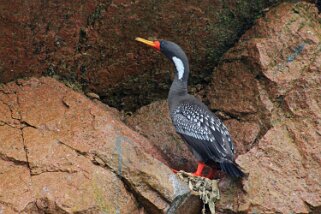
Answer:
xmin=172 ymin=56 xmax=184 ymax=80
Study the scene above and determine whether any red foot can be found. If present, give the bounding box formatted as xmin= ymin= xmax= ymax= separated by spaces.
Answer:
xmin=171 ymin=163 xmax=216 ymax=180
xmin=171 ymin=168 xmax=178 ymax=173
xmin=192 ymin=162 xmax=205 ymax=177
xmin=204 ymin=168 xmax=217 ymax=179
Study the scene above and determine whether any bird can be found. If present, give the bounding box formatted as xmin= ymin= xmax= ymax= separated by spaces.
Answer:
xmin=135 ymin=37 xmax=244 ymax=179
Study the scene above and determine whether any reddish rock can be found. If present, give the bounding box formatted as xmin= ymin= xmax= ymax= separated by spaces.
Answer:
xmin=238 ymin=123 xmax=321 ymax=213
xmin=208 ymin=62 xmax=259 ymax=116
xmin=126 ymin=100 xmax=197 ymax=172
xmin=0 ymin=77 xmax=200 ymax=213
xmin=0 ymin=160 xmax=34 ymax=212
xmin=224 ymin=120 xmax=260 ymax=155
xmin=206 ymin=2 xmax=321 ymax=213
xmin=0 ymin=0 xmax=281 ymax=111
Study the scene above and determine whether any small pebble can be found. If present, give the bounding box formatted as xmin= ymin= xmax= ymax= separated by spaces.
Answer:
xmin=86 ymin=92 xmax=100 ymax=100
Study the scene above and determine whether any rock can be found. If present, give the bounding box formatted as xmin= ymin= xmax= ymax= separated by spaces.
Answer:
xmin=86 ymin=92 xmax=100 ymax=100
xmin=126 ymin=100 xmax=197 ymax=172
xmin=238 ymin=123 xmax=321 ymax=213
xmin=224 ymin=120 xmax=261 ymax=155
xmin=206 ymin=2 xmax=321 ymax=213
xmin=0 ymin=0 xmax=282 ymax=111
xmin=0 ymin=77 xmax=200 ymax=213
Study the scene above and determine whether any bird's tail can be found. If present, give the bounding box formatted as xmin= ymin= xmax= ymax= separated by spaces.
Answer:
xmin=220 ymin=160 xmax=244 ymax=179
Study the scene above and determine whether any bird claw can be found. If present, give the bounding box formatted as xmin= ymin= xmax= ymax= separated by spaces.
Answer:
xmin=171 ymin=163 xmax=217 ymax=180
xmin=204 ymin=168 xmax=216 ymax=179
xmin=171 ymin=168 xmax=178 ymax=173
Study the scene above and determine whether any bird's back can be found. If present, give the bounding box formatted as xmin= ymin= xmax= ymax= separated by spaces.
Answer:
xmin=169 ymin=95 xmax=235 ymax=163
xmin=169 ymin=95 xmax=244 ymax=178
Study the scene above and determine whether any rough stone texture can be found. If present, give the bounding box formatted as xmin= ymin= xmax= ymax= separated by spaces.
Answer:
xmin=207 ymin=2 xmax=321 ymax=213
xmin=126 ymin=100 xmax=197 ymax=172
xmin=0 ymin=77 xmax=199 ymax=214
xmin=224 ymin=120 xmax=260 ymax=155
xmin=0 ymin=0 xmax=281 ymax=111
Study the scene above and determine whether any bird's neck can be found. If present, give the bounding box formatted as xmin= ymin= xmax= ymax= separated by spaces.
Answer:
xmin=166 ymin=52 xmax=190 ymax=109
xmin=168 ymin=67 xmax=189 ymax=110
xmin=169 ymin=76 xmax=188 ymax=95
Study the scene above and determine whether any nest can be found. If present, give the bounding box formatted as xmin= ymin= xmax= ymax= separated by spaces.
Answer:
xmin=177 ymin=171 xmax=220 ymax=214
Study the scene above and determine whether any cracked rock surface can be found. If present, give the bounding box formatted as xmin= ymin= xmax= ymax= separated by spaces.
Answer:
xmin=0 ymin=77 xmax=197 ymax=214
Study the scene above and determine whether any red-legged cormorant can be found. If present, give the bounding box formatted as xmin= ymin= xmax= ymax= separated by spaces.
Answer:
xmin=135 ymin=37 xmax=244 ymax=179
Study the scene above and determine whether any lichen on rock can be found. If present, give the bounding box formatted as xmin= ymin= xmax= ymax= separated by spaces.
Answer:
xmin=177 ymin=171 xmax=220 ymax=214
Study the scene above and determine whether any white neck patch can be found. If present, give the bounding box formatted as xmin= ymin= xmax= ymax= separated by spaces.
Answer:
xmin=172 ymin=56 xmax=184 ymax=80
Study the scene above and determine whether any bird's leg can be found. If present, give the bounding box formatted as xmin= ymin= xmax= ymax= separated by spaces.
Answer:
xmin=193 ymin=162 xmax=206 ymax=176
xmin=171 ymin=168 xmax=178 ymax=173
xmin=205 ymin=167 xmax=217 ymax=179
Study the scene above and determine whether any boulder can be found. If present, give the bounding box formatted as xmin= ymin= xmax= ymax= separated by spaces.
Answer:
xmin=0 ymin=77 xmax=200 ymax=213
xmin=0 ymin=0 xmax=282 ymax=111
xmin=126 ymin=100 xmax=197 ymax=172
xmin=206 ymin=2 xmax=321 ymax=213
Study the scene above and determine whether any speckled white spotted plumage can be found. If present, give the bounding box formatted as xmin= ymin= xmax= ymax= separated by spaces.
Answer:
xmin=170 ymin=101 xmax=234 ymax=163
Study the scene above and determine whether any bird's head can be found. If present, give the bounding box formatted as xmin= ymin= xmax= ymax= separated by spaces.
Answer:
xmin=135 ymin=37 xmax=189 ymax=81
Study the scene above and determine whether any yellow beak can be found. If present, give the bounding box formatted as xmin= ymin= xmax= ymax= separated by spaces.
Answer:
xmin=135 ymin=37 xmax=160 ymax=50
xmin=135 ymin=37 xmax=154 ymax=46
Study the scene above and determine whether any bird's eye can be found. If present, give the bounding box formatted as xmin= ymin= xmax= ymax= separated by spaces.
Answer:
xmin=159 ymin=40 xmax=164 ymax=48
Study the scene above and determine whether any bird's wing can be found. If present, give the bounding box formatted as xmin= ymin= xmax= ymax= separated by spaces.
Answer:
xmin=171 ymin=103 xmax=234 ymax=162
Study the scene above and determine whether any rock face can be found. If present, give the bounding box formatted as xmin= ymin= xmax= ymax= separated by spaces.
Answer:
xmin=126 ymin=100 xmax=197 ymax=172
xmin=0 ymin=77 xmax=200 ymax=213
xmin=0 ymin=0 xmax=281 ymax=111
xmin=1 ymin=2 xmax=320 ymax=214
xmin=206 ymin=2 xmax=321 ymax=213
